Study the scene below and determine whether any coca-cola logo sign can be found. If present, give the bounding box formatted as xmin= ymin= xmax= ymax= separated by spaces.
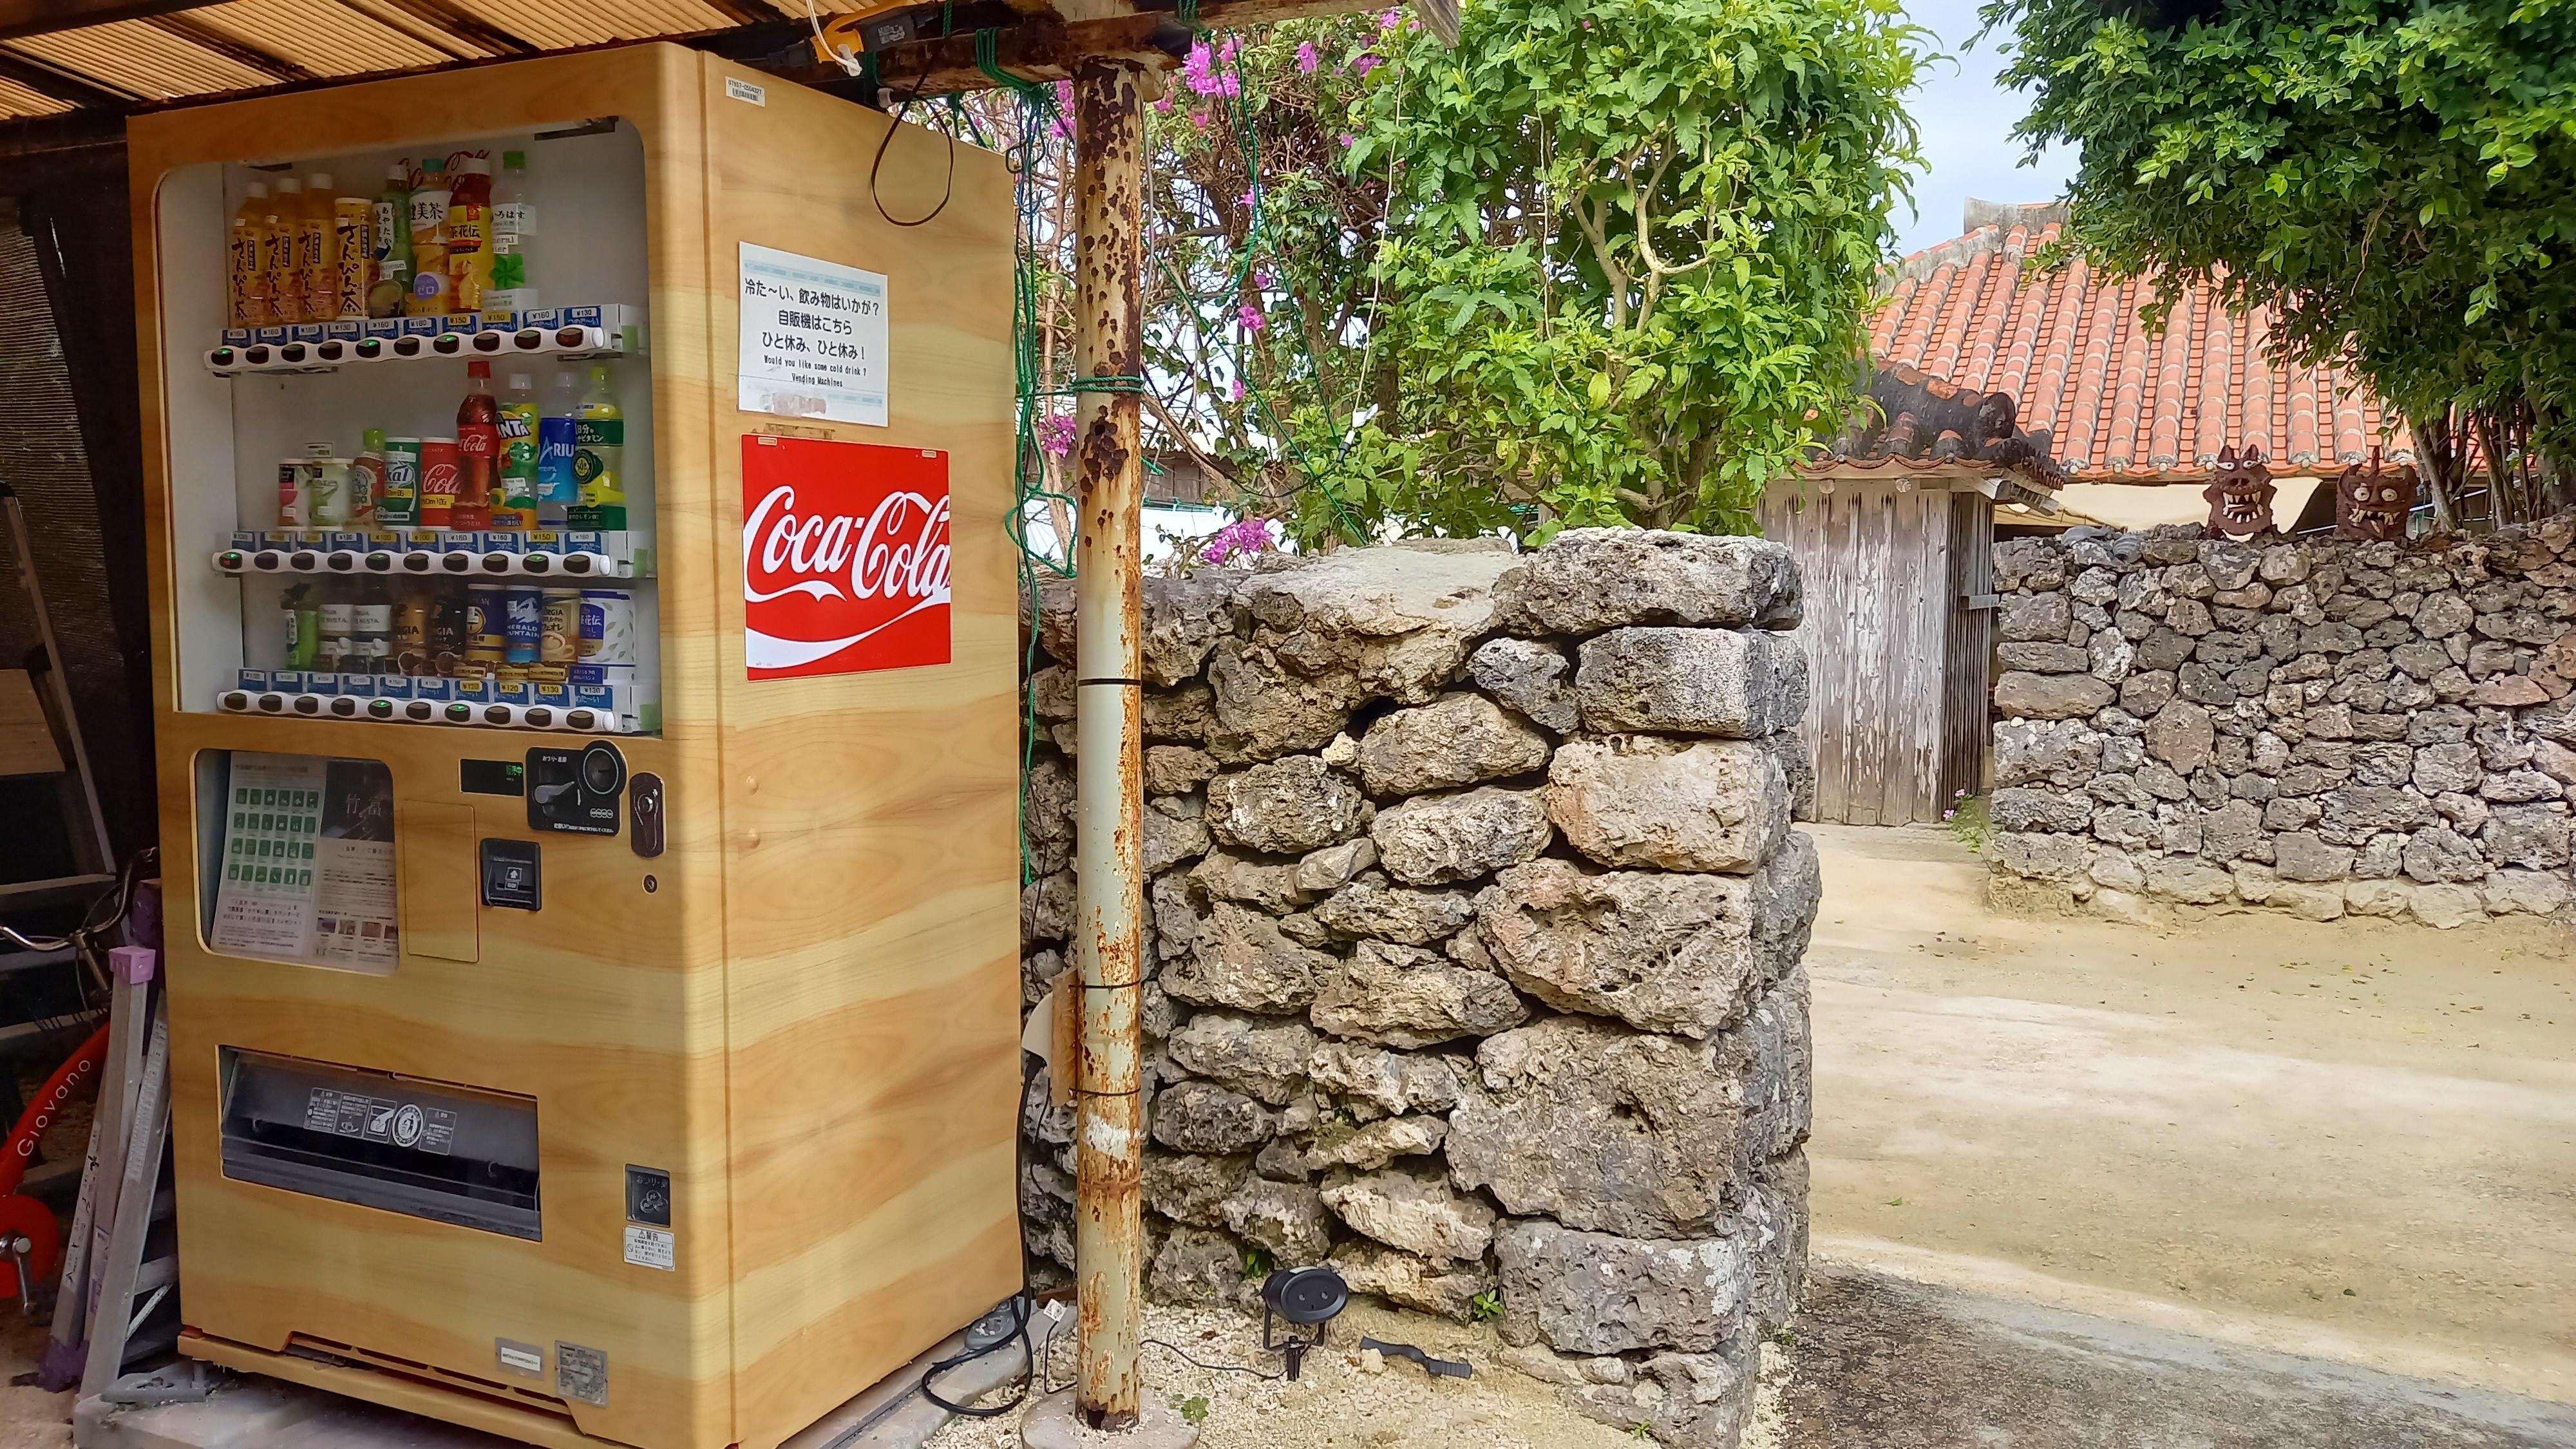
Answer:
xmin=741 ymin=433 xmax=951 ymax=678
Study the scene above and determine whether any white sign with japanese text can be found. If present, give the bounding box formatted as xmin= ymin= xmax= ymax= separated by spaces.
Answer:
xmin=737 ymin=242 xmax=889 ymax=427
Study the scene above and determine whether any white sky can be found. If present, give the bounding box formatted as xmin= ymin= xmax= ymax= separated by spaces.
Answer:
xmin=1893 ymin=0 xmax=2078 ymax=256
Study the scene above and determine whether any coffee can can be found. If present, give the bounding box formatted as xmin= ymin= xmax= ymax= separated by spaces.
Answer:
xmin=418 ymin=437 xmax=460 ymax=529
xmin=381 ymin=438 xmax=424 ymax=527
xmin=578 ymin=589 xmax=634 ymax=665
xmin=540 ymin=587 xmax=582 ymax=664
xmin=503 ymin=584 xmax=543 ymax=664
xmin=464 ymin=582 xmax=507 ymax=670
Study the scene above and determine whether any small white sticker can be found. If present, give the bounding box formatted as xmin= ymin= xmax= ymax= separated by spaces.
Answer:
xmin=496 ymin=1339 xmax=544 ymax=1377
xmin=623 ymin=1224 xmax=676 ymax=1271
xmin=726 ymin=77 xmax=766 ymax=106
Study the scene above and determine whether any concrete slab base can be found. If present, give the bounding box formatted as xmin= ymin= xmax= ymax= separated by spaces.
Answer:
xmin=73 ymin=1307 xmax=1043 ymax=1449
xmin=1019 ymin=1392 xmax=1199 ymax=1449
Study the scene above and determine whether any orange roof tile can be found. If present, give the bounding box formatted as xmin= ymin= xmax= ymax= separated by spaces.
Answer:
xmin=1876 ymin=204 xmax=2413 ymax=481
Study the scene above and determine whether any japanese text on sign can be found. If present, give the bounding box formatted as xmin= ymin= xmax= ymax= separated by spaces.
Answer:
xmin=738 ymin=242 xmax=888 ymax=427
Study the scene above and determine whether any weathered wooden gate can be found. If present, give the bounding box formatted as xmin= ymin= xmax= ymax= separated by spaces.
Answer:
xmin=1759 ymin=481 xmax=1994 ymax=825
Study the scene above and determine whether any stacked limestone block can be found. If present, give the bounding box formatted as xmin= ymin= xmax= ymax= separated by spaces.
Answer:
xmin=1989 ymin=516 xmax=2576 ymax=927
xmin=1016 ymin=531 xmax=1821 ymax=1449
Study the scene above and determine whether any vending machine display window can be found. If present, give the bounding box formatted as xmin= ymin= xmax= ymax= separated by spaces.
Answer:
xmin=162 ymin=122 xmax=661 ymax=736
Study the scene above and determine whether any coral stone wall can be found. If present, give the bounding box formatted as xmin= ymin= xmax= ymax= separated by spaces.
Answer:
xmin=1987 ymin=518 xmax=2576 ymax=926
xmin=1017 ymin=531 xmax=1821 ymax=1449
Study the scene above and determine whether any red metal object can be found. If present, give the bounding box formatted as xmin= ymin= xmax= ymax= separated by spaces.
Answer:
xmin=0 ymin=1193 xmax=59 ymax=1300
xmin=1 ymin=1023 xmax=107 ymax=1199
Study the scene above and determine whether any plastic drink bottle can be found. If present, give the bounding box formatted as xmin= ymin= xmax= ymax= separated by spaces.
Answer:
xmin=266 ymin=176 xmax=304 ymax=323
xmin=316 ymin=580 xmax=354 ymax=675
xmin=538 ymin=371 xmax=578 ymax=527
xmin=332 ymin=191 xmax=372 ymax=321
xmin=229 ymin=181 xmax=270 ymax=327
xmin=354 ymin=576 xmax=393 ymax=675
xmin=489 ymin=149 xmax=535 ymax=311
xmin=496 ymin=372 xmax=539 ymax=529
xmin=408 ymin=157 xmax=451 ymax=317
xmin=574 ymin=363 xmax=626 ymax=526
xmin=300 ymin=172 xmax=339 ymax=323
xmin=453 ymin=360 xmax=499 ymax=530
xmin=370 ymin=163 xmax=413 ymax=318
xmin=444 ymin=155 xmax=493 ymax=314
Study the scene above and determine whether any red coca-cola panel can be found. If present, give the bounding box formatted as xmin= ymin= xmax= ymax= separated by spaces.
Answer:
xmin=741 ymin=433 xmax=952 ymax=679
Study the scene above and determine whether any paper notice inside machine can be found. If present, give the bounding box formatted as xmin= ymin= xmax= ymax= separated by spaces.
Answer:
xmin=209 ymin=752 xmax=399 ymax=970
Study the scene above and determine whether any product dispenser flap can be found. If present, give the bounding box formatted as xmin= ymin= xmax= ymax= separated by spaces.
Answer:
xmin=219 ymin=1048 xmax=542 ymax=1240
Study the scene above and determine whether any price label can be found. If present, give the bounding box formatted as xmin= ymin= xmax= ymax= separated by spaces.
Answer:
xmin=737 ymin=242 xmax=888 ymax=427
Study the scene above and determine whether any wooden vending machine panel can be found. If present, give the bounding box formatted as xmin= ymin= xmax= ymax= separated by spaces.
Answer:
xmin=129 ymin=44 xmax=1022 ymax=1449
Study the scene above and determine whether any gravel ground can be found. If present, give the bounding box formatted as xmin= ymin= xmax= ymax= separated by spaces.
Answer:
xmin=923 ymin=1298 xmax=1655 ymax=1449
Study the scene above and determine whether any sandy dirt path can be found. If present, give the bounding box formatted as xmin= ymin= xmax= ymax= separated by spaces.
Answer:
xmin=1802 ymin=823 xmax=2576 ymax=1405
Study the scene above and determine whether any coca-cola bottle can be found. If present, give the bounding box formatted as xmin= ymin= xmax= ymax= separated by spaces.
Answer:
xmin=452 ymin=359 xmax=498 ymax=530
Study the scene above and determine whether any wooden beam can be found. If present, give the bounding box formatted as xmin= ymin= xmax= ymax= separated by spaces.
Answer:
xmin=0 ymin=42 xmax=135 ymax=106
xmin=145 ymin=12 xmax=317 ymax=82
xmin=361 ymin=0 xmax=534 ymax=55
xmin=862 ymin=0 xmax=1378 ymax=93
xmin=0 ymin=0 xmax=217 ymax=44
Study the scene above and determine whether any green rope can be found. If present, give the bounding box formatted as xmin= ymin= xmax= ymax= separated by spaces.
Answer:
xmin=1034 ymin=375 xmax=1150 ymax=395
xmin=1177 ymin=0 xmax=1200 ymax=30
xmin=974 ymin=28 xmax=1048 ymax=108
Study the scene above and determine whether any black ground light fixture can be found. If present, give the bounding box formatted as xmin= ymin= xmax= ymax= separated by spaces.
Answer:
xmin=1260 ymin=1265 xmax=1349 ymax=1379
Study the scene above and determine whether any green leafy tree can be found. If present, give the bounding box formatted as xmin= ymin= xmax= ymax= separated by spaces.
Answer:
xmin=1323 ymin=0 xmax=1927 ymax=540
xmin=1987 ymin=0 xmax=2576 ymax=527
xmin=1008 ymin=0 xmax=1923 ymax=547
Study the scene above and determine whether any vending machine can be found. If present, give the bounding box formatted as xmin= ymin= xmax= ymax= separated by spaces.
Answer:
xmin=129 ymin=44 xmax=1023 ymax=1449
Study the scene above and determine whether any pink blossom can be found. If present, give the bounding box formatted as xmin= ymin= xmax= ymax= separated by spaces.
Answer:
xmin=1180 ymin=39 xmax=1241 ymax=97
xmin=1378 ymin=7 xmax=1402 ymax=31
xmin=1153 ymin=93 xmax=1174 ymax=113
xmin=1338 ymin=132 xmax=1356 ymax=147
xmin=1037 ymin=412 xmax=1077 ymax=457
xmin=1238 ymin=302 xmax=1265 ymax=333
xmin=1253 ymin=267 xmax=1274 ymax=289
xmin=1200 ymin=516 xmax=1276 ymax=564
xmin=1238 ymin=189 xmax=1257 ymax=209
xmin=1296 ymin=41 xmax=1320 ymax=71
xmin=1351 ymin=52 xmax=1381 ymax=77
xmin=1228 ymin=377 xmax=1247 ymax=401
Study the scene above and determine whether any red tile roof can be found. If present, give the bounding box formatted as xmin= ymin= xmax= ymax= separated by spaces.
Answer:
xmin=1871 ymin=204 xmax=2412 ymax=482
xmin=1804 ymin=363 xmax=2065 ymax=498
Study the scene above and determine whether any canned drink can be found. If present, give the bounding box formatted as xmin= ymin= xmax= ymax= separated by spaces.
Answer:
xmin=578 ymin=589 xmax=634 ymax=664
xmin=276 ymin=459 xmax=307 ymax=526
xmin=540 ymin=587 xmax=581 ymax=664
xmin=304 ymin=459 xmax=351 ymax=527
xmin=418 ymin=437 xmax=460 ymax=529
xmin=503 ymin=585 xmax=542 ymax=663
xmin=464 ymin=582 xmax=507 ymax=670
xmin=428 ymin=591 xmax=468 ymax=675
xmin=381 ymin=438 xmax=423 ymax=527
xmin=393 ymin=596 xmax=429 ymax=674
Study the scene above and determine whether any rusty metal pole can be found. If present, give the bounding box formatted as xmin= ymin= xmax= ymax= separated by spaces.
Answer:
xmin=1069 ymin=55 xmax=1149 ymax=1434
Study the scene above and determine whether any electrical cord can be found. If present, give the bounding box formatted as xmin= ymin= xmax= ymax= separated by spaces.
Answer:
xmin=922 ymin=1292 xmax=1036 ymax=1416
xmin=1143 ymin=1337 xmax=1283 ymax=1381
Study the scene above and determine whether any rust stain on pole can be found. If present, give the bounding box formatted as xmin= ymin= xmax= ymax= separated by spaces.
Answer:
xmin=1070 ymin=53 xmax=1149 ymax=1434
